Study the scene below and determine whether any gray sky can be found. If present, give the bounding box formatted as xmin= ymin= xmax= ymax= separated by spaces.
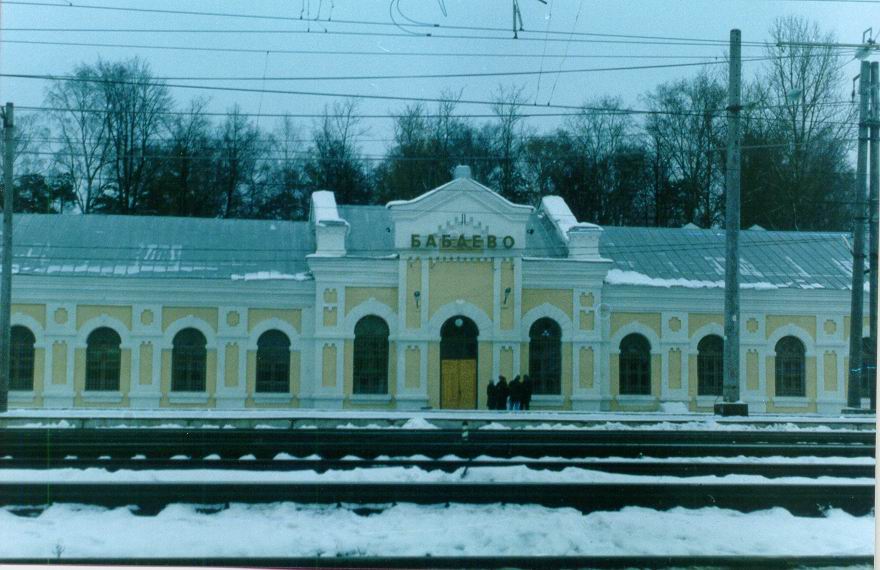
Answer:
xmin=1 ymin=0 xmax=876 ymax=155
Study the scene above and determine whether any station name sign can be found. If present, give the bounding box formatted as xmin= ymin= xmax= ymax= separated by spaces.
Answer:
xmin=410 ymin=233 xmax=515 ymax=250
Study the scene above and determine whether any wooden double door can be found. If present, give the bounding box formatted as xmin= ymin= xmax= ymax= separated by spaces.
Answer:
xmin=441 ymin=358 xmax=477 ymax=409
xmin=440 ymin=316 xmax=479 ymax=410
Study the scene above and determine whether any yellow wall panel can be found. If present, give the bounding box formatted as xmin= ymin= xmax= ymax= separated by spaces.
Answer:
xmin=139 ymin=342 xmax=152 ymax=386
xmin=824 ymin=351 xmax=838 ymax=392
xmin=651 ymin=354 xmax=661 ymax=396
xmin=322 ymin=344 xmax=337 ymax=388
xmin=162 ymin=307 xmax=218 ymax=331
xmin=522 ymin=289 xmax=573 ymax=319
xmin=429 ymin=260 xmax=494 ymax=322
xmin=580 ymin=310 xmax=594 ymax=331
xmin=766 ymin=315 xmax=816 ymax=340
xmin=499 ymin=348 xmax=514 ymax=380
xmin=405 ymin=346 xmax=420 ymax=389
xmin=32 ymin=348 xmax=45 ymax=396
xmin=77 ymin=305 xmax=132 ymax=330
xmin=561 ymin=343 xmax=572 ymax=401
xmin=247 ymin=308 xmax=302 ymax=333
xmin=668 ymin=349 xmax=682 ymax=390
xmin=323 ymin=307 xmax=337 ymax=327
xmin=406 ymin=259 xmax=421 ymax=330
xmin=12 ymin=304 xmax=46 ymax=327
xmin=688 ymin=314 xmax=722 ymax=337
xmin=245 ymin=351 xmax=256 ymax=396
xmin=687 ymin=355 xmax=698 ymax=398
xmin=345 ymin=287 xmax=398 ymax=316
xmin=579 ymin=347 xmax=593 ymax=389
xmin=52 ymin=341 xmax=67 ymax=385
xmin=500 ymin=260 xmax=515 ymax=330
xmin=746 ymin=349 xmax=759 ymax=391
xmin=224 ymin=344 xmax=239 ymax=388
xmin=427 ymin=343 xmax=440 ymax=408
xmin=289 ymin=350 xmax=301 ymax=397
xmin=765 ymin=355 xmax=775 ymax=399
xmin=520 ymin=342 xmax=530 ymax=376
xmin=611 ymin=312 xmax=661 ymax=341
xmin=610 ymin=354 xmax=620 ymax=395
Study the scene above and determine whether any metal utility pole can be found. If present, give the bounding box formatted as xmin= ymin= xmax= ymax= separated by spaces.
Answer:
xmin=869 ymin=61 xmax=879 ymax=411
xmin=717 ymin=29 xmax=747 ymax=416
xmin=0 ymin=103 xmax=13 ymax=413
xmin=846 ymin=62 xmax=870 ymax=411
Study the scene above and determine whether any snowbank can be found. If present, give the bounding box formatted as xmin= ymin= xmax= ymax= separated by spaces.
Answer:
xmin=0 ymin=503 xmax=871 ymax=558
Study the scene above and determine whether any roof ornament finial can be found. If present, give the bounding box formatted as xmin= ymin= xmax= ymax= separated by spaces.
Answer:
xmin=453 ymin=165 xmax=472 ymax=180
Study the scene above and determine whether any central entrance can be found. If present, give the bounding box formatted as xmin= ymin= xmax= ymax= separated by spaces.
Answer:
xmin=440 ymin=316 xmax=479 ymax=409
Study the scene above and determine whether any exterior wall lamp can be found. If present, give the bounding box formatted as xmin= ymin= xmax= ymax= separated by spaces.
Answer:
xmin=414 ymin=290 xmax=421 ymax=308
xmin=503 ymin=287 xmax=511 ymax=306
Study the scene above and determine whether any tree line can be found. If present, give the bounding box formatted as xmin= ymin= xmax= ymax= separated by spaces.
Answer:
xmin=7 ymin=16 xmax=856 ymax=232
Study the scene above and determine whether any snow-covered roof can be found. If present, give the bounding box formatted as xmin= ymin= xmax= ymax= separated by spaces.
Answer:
xmin=6 ymin=212 xmax=856 ymax=291
xmin=9 ymin=214 xmax=313 ymax=281
xmin=540 ymin=196 xmax=600 ymax=243
xmin=600 ymin=226 xmax=853 ymax=291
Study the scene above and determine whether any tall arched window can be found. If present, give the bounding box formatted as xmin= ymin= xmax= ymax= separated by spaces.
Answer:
xmin=529 ymin=318 xmax=561 ymax=395
xmin=85 ymin=327 xmax=121 ymax=391
xmin=775 ymin=336 xmax=805 ymax=397
xmin=256 ymin=330 xmax=291 ymax=393
xmin=619 ymin=333 xmax=651 ymax=395
xmin=172 ymin=328 xmax=207 ymax=392
xmin=11 ymin=326 xmax=36 ymax=391
xmin=697 ymin=335 xmax=724 ymax=396
xmin=353 ymin=316 xmax=389 ymax=395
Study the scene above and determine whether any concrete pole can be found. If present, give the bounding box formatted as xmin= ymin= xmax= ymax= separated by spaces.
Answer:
xmin=723 ymin=29 xmax=741 ymax=405
xmin=0 ymin=103 xmax=13 ymax=413
xmin=869 ymin=62 xmax=879 ymax=411
xmin=847 ymin=62 xmax=870 ymax=410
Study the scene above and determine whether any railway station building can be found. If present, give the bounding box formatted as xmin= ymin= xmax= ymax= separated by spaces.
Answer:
xmin=6 ymin=166 xmax=872 ymax=414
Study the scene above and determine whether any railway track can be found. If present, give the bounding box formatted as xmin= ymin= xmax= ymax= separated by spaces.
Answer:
xmin=1 ymin=480 xmax=873 ymax=516
xmin=1 ymin=427 xmax=874 ymax=459
xmin=2 ymin=456 xmax=873 ymax=478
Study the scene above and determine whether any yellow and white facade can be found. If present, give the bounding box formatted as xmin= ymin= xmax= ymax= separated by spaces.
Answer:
xmin=8 ymin=166 xmax=871 ymax=414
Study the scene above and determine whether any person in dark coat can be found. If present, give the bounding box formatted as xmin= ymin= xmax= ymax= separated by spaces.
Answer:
xmin=496 ymin=376 xmax=509 ymax=411
xmin=486 ymin=377 xmax=498 ymax=410
xmin=508 ymin=375 xmax=523 ymax=411
xmin=521 ymin=374 xmax=533 ymax=411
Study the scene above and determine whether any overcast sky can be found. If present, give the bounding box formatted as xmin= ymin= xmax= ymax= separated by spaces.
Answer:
xmin=1 ymin=0 xmax=876 ymax=154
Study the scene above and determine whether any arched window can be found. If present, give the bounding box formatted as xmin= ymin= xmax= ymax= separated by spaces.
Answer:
xmin=11 ymin=326 xmax=36 ymax=391
xmin=775 ymin=336 xmax=805 ymax=397
xmin=529 ymin=318 xmax=562 ymax=395
xmin=619 ymin=333 xmax=651 ymax=395
xmin=256 ymin=330 xmax=291 ymax=393
xmin=172 ymin=328 xmax=207 ymax=392
xmin=85 ymin=327 xmax=121 ymax=391
xmin=353 ymin=316 xmax=389 ymax=395
xmin=697 ymin=335 xmax=724 ymax=396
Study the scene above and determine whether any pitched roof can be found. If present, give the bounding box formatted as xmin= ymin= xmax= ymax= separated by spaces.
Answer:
xmin=599 ymin=226 xmax=853 ymax=291
xmin=7 ymin=213 xmax=856 ymax=291
xmin=10 ymin=214 xmax=313 ymax=280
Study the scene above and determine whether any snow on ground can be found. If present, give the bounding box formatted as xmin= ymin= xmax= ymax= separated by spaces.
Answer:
xmin=0 ymin=503 xmax=871 ymax=558
xmin=0 ymin=466 xmax=871 ymax=485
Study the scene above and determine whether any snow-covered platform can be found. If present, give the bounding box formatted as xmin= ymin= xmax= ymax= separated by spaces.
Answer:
xmin=0 ymin=408 xmax=874 ymax=431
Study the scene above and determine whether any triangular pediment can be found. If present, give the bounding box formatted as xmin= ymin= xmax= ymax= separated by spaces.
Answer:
xmin=387 ymin=173 xmax=533 ymax=252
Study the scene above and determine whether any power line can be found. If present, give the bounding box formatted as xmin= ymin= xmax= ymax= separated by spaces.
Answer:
xmin=4 ymin=58 xmax=771 ymax=83
xmin=2 ymin=73 xmax=861 ymax=121
xmin=0 ymin=39 xmax=754 ymax=60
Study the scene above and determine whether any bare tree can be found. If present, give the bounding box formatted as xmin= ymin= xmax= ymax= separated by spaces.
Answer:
xmin=214 ymin=105 xmax=263 ymax=218
xmin=489 ymin=85 xmax=528 ymax=202
xmin=744 ymin=16 xmax=855 ymax=230
xmin=644 ymin=70 xmax=727 ymax=227
xmin=96 ymin=58 xmax=172 ymax=213
xmin=305 ymin=99 xmax=371 ymax=205
xmin=45 ymin=65 xmax=111 ymax=213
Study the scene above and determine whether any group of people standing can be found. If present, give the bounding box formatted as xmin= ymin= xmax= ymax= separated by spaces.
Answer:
xmin=486 ymin=375 xmax=533 ymax=411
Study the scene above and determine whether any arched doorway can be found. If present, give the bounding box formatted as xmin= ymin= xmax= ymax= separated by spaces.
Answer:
xmin=440 ymin=316 xmax=479 ymax=409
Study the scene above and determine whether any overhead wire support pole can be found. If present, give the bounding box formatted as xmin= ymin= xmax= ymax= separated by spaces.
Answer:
xmin=0 ymin=103 xmax=13 ymax=414
xmin=717 ymin=29 xmax=746 ymax=416
xmin=846 ymin=61 xmax=870 ymax=412
xmin=869 ymin=61 xmax=879 ymax=412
